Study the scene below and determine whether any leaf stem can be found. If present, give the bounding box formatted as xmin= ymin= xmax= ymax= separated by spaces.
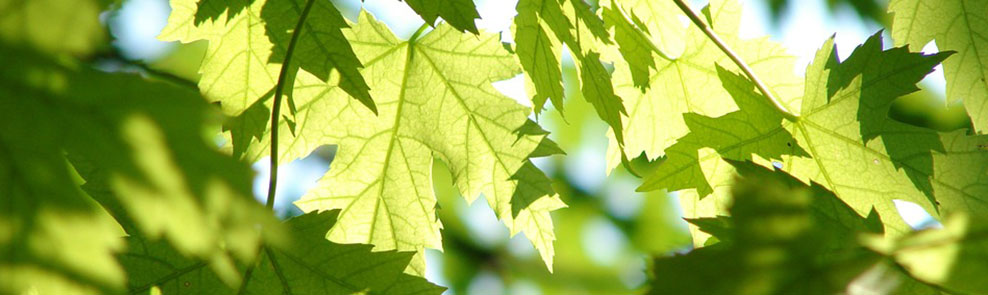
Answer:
xmin=672 ymin=0 xmax=799 ymax=122
xmin=408 ymin=23 xmax=430 ymax=43
xmin=268 ymin=0 xmax=318 ymax=209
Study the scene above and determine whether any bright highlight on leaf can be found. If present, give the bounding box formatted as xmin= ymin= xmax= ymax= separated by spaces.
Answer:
xmin=605 ymin=0 xmax=803 ymax=171
xmin=7 ymin=0 xmax=988 ymax=293
xmin=232 ymin=12 xmax=565 ymax=273
xmin=160 ymin=0 xmax=375 ymax=156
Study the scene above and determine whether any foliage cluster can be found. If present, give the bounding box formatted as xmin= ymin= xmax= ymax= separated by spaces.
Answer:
xmin=2 ymin=0 xmax=988 ymax=293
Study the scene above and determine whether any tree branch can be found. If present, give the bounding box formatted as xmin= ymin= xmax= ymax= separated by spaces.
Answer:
xmin=268 ymin=0 xmax=318 ymax=209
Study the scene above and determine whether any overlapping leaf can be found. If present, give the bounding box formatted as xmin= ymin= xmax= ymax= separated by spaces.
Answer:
xmin=642 ymin=32 xmax=969 ymax=238
xmin=605 ymin=0 xmax=804 ymax=170
xmin=651 ymin=161 xmax=937 ymax=295
xmin=234 ymin=12 xmax=564 ymax=273
xmin=160 ymin=0 xmax=374 ymax=156
xmin=889 ymin=0 xmax=988 ymax=133
xmin=121 ymin=211 xmax=443 ymax=294
xmin=0 ymin=44 xmax=275 ymax=294
xmin=604 ymin=0 xmax=684 ymax=59
xmin=401 ymin=0 xmax=481 ymax=34
xmin=601 ymin=2 xmax=660 ymax=90
xmin=640 ymin=66 xmax=808 ymax=197
xmin=512 ymin=0 xmax=626 ymax=145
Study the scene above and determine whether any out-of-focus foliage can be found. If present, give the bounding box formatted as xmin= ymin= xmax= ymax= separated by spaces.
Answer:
xmin=764 ymin=0 xmax=889 ymax=25
xmin=0 ymin=0 xmax=112 ymax=54
xmin=120 ymin=210 xmax=443 ymax=294
xmin=0 ymin=35 xmax=277 ymax=295
xmin=5 ymin=0 xmax=988 ymax=294
xmin=651 ymin=160 xmax=939 ymax=295
xmin=866 ymin=213 xmax=988 ymax=294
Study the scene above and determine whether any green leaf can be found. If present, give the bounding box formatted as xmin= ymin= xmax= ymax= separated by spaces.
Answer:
xmin=569 ymin=0 xmax=610 ymax=43
xmin=0 ymin=44 xmax=275 ymax=294
xmin=602 ymin=2 xmax=659 ymax=90
xmin=662 ymin=30 xmax=988 ymax=249
xmin=889 ymin=0 xmax=988 ymax=133
xmin=238 ymin=12 xmax=563 ymax=273
xmin=579 ymin=52 xmax=628 ymax=144
xmin=865 ymin=213 xmax=988 ymax=294
xmin=0 ymin=0 xmax=109 ymax=54
xmin=121 ymin=211 xmax=443 ymax=294
xmin=161 ymin=0 xmax=278 ymax=117
xmin=264 ymin=0 xmax=375 ymax=114
xmin=402 ymin=0 xmax=481 ymax=34
xmin=604 ymin=0 xmax=685 ymax=59
xmin=515 ymin=0 xmax=565 ymax=114
xmin=781 ymin=35 xmax=952 ymax=234
xmin=651 ymin=161 xmax=932 ymax=295
xmin=606 ymin=0 xmax=804 ymax=170
xmin=510 ymin=0 xmax=628 ymax=145
xmin=160 ymin=0 xmax=374 ymax=151
xmin=640 ymin=66 xmax=808 ymax=197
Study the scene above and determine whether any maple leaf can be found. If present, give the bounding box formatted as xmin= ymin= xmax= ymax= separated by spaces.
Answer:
xmin=0 ymin=44 xmax=276 ymax=294
xmin=605 ymin=0 xmax=804 ymax=171
xmin=160 ymin=0 xmax=374 ymax=151
xmin=121 ymin=211 xmax=443 ymax=294
xmin=642 ymin=33 xmax=959 ymax=238
xmin=889 ymin=0 xmax=988 ymax=133
xmin=236 ymin=12 xmax=564 ymax=273
xmin=640 ymin=66 xmax=808 ymax=197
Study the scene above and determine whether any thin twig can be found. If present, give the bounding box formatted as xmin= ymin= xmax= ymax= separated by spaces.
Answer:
xmin=672 ymin=0 xmax=799 ymax=122
xmin=268 ymin=0 xmax=318 ymax=209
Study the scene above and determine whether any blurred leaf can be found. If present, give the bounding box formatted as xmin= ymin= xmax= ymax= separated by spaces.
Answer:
xmin=121 ymin=211 xmax=443 ymax=294
xmin=651 ymin=161 xmax=914 ymax=295
xmin=764 ymin=0 xmax=888 ymax=26
xmin=865 ymin=213 xmax=988 ymax=294
xmin=0 ymin=0 xmax=109 ymax=54
xmin=0 ymin=44 xmax=275 ymax=294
